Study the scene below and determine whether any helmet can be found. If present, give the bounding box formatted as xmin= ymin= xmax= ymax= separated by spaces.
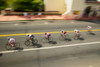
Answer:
xmin=26 ymin=34 xmax=29 ymax=37
xmin=31 ymin=34 xmax=34 ymax=37
xmin=45 ymin=33 xmax=47 ymax=35
xmin=88 ymin=26 xmax=91 ymax=27
xmin=49 ymin=34 xmax=51 ymax=36
xmin=74 ymin=29 xmax=77 ymax=31
xmin=61 ymin=30 xmax=64 ymax=33
xmin=7 ymin=37 xmax=10 ymax=40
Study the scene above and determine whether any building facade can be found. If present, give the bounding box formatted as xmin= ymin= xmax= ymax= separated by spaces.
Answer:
xmin=44 ymin=0 xmax=100 ymax=16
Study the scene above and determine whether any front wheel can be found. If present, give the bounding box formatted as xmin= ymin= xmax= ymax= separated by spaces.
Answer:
xmin=24 ymin=40 xmax=30 ymax=46
xmin=73 ymin=35 xmax=78 ymax=40
xmin=59 ymin=36 xmax=65 ymax=41
xmin=41 ymin=37 xmax=48 ymax=43
xmin=48 ymin=37 xmax=53 ymax=41
xmin=32 ymin=39 xmax=38 ymax=44
xmin=15 ymin=42 xmax=20 ymax=48
xmin=5 ymin=43 xmax=12 ymax=50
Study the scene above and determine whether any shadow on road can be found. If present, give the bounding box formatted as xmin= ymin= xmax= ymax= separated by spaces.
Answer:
xmin=79 ymin=37 xmax=85 ymax=40
xmin=89 ymin=32 xmax=96 ymax=35
xmin=15 ymin=47 xmax=24 ymax=51
xmin=65 ymin=38 xmax=72 ymax=41
xmin=48 ymin=41 xmax=57 ymax=45
xmin=76 ymin=20 xmax=100 ymax=24
xmin=0 ymin=53 xmax=3 ymax=57
xmin=32 ymin=43 xmax=42 ymax=48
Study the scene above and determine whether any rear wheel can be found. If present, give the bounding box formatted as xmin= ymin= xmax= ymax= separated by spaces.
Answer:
xmin=15 ymin=42 xmax=20 ymax=48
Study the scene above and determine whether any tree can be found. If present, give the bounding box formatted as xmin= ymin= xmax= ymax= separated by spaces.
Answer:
xmin=0 ymin=0 xmax=7 ymax=10
xmin=32 ymin=0 xmax=44 ymax=11
xmin=12 ymin=0 xmax=44 ymax=12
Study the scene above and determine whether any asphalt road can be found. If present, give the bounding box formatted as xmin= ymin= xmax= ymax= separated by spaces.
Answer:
xmin=0 ymin=20 xmax=100 ymax=67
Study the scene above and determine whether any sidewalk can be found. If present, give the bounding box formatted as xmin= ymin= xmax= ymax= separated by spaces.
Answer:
xmin=0 ymin=15 xmax=66 ymax=21
xmin=0 ymin=15 xmax=100 ymax=22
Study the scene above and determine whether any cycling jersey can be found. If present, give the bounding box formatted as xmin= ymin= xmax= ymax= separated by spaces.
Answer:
xmin=9 ymin=38 xmax=16 ymax=43
xmin=74 ymin=29 xmax=79 ymax=33
xmin=28 ymin=34 xmax=34 ymax=38
xmin=63 ymin=32 xmax=67 ymax=34
xmin=45 ymin=33 xmax=51 ymax=37
xmin=87 ymin=26 xmax=92 ymax=29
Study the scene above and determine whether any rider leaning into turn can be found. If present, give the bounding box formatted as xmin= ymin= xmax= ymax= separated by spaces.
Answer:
xmin=61 ymin=30 xmax=67 ymax=38
xmin=87 ymin=26 xmax=92 ymax=32
xmin=45 ymin=32 xmax=51 ymax=40
xmin=7 ymin=37 xmax=16 ymax=47
xmin=74 ymin=29 xmax=80 ymax=38
xmin=26 ymin=34 xmax=34 ymax=41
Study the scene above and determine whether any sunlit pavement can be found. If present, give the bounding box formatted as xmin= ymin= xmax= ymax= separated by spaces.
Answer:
xmin=0 ymin=20 xmax=100 ymax=67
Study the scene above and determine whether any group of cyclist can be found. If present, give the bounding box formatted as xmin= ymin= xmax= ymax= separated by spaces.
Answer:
xmin=7 ymin=26 xmax=92 ymax=47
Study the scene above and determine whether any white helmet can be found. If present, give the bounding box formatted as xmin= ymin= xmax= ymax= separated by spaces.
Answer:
xmin=74 ymin=29 xmax=78 ymax=31
xmin=61 ymin=30 xmax=64 ymax=32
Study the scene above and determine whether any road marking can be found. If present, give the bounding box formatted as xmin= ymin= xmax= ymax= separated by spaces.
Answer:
xmin=14 ymin=24 xmax=19 ymax=26
xmin=89 ymin=65 xmax=93 ymax=67
xmin=44 ymin=22 xmax=49 ymax=24
xmin=0 ymin=29 xmax=100 ymax=37
xmin=0 ymin=41 xmax=100 ymax=54
xmin=70 ymin=21 xmax=74 ymax=24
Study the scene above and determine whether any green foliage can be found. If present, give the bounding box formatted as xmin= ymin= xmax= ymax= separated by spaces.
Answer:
xmin=13 ymin=0 xmax=44 ymax=12
xmin=0 ymin=0 xmax=44 ymax=11
xmin=0 ymin=0 xmax=7 ymax=10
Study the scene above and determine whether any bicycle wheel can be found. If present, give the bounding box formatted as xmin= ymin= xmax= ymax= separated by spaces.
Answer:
xmin=33 ymin=39 xmax=38 ymax=44
xmin=41 ymin=37 xmax=48 ymax=43
xmin=59 ymin=36 xmax=65 ymax=41
xmin=24 ymin=40 xmax=30 ymax=46
xmin=15 ymin=42 xmax=20 ymax=48
xmin=5 ymin=43 xmax=12 ymax=50
xmin=66 ymin=34 xmax=70 ymax=39
xmin=49 ymin=37 xmax=53 ymax=41
xmin=73 ymin=35 xmax=78 ymax=40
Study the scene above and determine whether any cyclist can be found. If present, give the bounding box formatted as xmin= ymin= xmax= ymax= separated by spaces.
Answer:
xmin=26 ymin=34 xmax=34 ymax=41
xmin=7 ymin=37 xmax=16 ymax=47
xmin=45 ymin=32 xmax=51 ymax=40
xmin=87 ymin=26 xmax=92 ymax=32
xmin=74 ymin=29 xmax=80 ymax=38
xmin=61 ymin=30 xmax=67 ymax=38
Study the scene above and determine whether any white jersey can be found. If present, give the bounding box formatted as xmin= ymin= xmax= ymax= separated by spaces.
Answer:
xmin=28 ymin=34 xmax=34 ymax=38
xmin=88 ymin=26 xmax=92 ymax=29
xmin=28 ymin=35 xmax=32 ymax=37
xmin=9 ymin=38 xmax=15 ymax=43
xmin=74 ymin=29 xmax=79 ymax=33
xmin=45 ymin=33 xmax=51 ymax=37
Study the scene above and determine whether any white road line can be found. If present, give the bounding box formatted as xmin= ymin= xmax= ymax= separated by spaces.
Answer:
xmin=89 ymin=65 xmax=93 ymax=67
xmin=70 ymin=21 xmax=74 ymax=24
xmin=0 ymin=41 xmax=100 ymax=54
xmin=44 ymin=22 xmax=49 ymax=24
xmin=14 ymin=24 xmax=19 ymax=26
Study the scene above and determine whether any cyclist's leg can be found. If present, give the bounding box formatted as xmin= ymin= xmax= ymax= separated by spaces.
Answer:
xmin=76 ymin=33 xmax=79 ymax=38
xmin=64 ymin=34 xmax=66 ymax=38
xmin=10 ymin=42 xmax=15 ymax=47
xmin=47 ymin=36 xmax=49 ymax=40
